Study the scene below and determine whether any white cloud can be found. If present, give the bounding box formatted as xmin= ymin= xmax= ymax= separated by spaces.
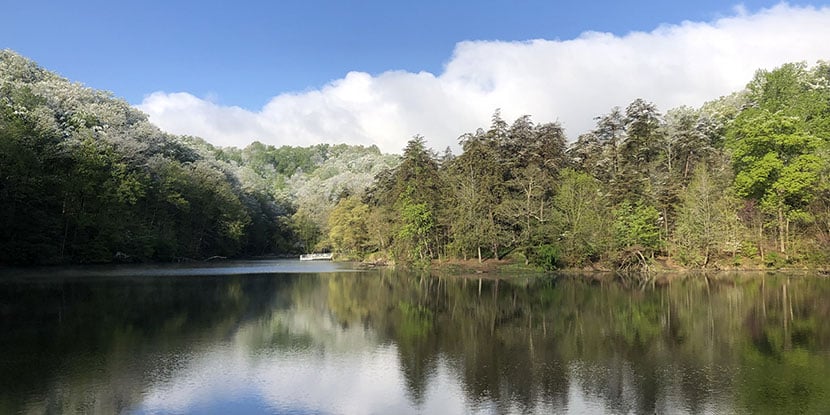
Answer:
xmin=138 ymin=3 xmax=830 ymax=153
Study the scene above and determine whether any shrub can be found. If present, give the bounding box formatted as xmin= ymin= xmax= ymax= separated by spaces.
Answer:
xmin=533 ymin=244 xmax=561 ymax=271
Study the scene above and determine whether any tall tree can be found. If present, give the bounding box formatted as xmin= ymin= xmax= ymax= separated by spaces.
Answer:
xmin=448 ymin=129 xmax=508 ymax=261
xmin=618 ymin=98 xmax=663 ymax=203
xmin=727 ymin=109 xmax=822 ymax=254
xmin=327 ymin=196 xmax=371 ymax=258
xmin=552 ymin=169 xmax=613 ymax=266
xmin=368 ymin=136 xmax=444 ymax=262
xmin=673 ymin=164 xmax=740 ymax=266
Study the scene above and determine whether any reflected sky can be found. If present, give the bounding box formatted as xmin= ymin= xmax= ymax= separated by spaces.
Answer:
xmin=130 ymin=304 xmax=470 ymax=415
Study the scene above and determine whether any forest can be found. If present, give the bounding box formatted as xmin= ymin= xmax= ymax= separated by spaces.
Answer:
xmin=2 ymin=49 xmax=829 ymax=270
xmin=0 ymin=50 xmax=396 ymax=265
xmin=323 ymin=61 xmax=830 ymax=271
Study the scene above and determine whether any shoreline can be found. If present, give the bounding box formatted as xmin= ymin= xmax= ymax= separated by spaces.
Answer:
xmin=356 ymin=257 xmax=830 ymax=278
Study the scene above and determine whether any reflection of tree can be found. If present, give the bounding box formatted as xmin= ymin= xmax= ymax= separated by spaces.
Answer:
xmin=5 ymin=270 xmax=830 ymax=413
xmin=738 ymin=277 xmax=830 ymax=414
xmin=323 ymin=272 xmax=830 ymax=414
xmin=0 ymin=274 xmax=292 ymax=414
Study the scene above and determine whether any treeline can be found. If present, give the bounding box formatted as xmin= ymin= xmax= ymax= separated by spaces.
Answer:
xmin=0 ymin=51 xmax=397 ymax=265
xmin=325 ymin=62 xmax=830 ymax=269
xmin=4 ymin=49 xmax=830 ymax=270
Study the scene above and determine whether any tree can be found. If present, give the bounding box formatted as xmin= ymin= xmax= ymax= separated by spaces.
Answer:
xmin=497 ymin=117 xmax=567 ymax=263
xmin=327 ymin=196 xmax=370 ymax=258
xmin=552 ymin=169 xmax=613 ymax=266
xmin=0 ymin=99 xmax=66 ymax=263
xmin=445 ymin=163 xmax=489 ymax=261
xmin=396 ymin=196 xmax=436 ymax=262
xmin=595 ymin=108 xmax=626 ymax=182
xmin=663 ymin=106 xmax=717 ymax=181
xmin=371 ymin=136 xmax=442 ymax=208
xmin=613 ymin=200 xmax=662 ymax=256
xmin=291 ymin=209 xmax=322 ymax=253
xmin=449 ymin=124 xmax=510 ymax=261
xmin=727 ymin=109 xmax=822 ymax=254
xmin=623 ymin=98 xmax=662 ymax=165
xmin=500 ymin=164 xmax=551 ymax=263
xmin=673 ymin=165 xmax=740 ymax=266
xmin=617 ymin=99 xmax=663 ymax=203
xmin=365 ymin=136 xmax=444 ymax=262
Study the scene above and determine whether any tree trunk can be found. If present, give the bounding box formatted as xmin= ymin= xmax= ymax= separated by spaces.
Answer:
xmin=758 ymin=220 xmax=765 ymax=262
xmin=683 ymin=153 xmax=691 ymax=180
xmin=663 ymin=207 xmax=670 ymax=257
xmin=778 ymin=206 xmax=786 ymax=253
xmin=489 ymin=209 xmax=499 ymax=261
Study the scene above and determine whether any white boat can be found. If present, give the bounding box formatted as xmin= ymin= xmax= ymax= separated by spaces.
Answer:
xmin=299 ymin=253 xmax=333 ymax=261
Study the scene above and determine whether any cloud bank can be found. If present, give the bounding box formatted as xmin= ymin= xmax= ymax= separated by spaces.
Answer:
xmin=138 ymin=4 xmax=830 ymax=153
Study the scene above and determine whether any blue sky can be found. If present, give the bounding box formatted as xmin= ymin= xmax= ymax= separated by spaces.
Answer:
xmin=1 ymin=0 xmax=814 ymax=107
xmin=3 ymin=1 xmax=830 ymax=151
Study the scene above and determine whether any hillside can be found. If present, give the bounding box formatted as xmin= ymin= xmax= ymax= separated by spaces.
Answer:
xmin=0 ymin=50 xmax=397 ymax=265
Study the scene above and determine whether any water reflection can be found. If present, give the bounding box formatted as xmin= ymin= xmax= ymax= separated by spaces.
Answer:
xmin=1 ymin=266 xmax=829 ymax=414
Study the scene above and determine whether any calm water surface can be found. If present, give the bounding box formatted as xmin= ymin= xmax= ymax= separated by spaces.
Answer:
xmin=1 ymin=261 xmax=829 ymax=414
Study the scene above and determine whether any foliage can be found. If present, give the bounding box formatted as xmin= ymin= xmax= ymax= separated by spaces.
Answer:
xmin=532 ymin=244 xmax=561 ymax=271
xmin=327 ymin=196 xmax=370 ymax=258
xmin=726 ymin=62 xmax=829 ymax=255
xmin=396 ymin=196 xmax=436 ymax=262
xmin=338 ymin=59 xmax=830 ymax=270
xmin=551 ymin=169 xmax=612 ymax=266
xmin=0 ymin=50 xmax=395 ymax=264
xmin=4 ymin=50 xmax=830 ymax=269
xmin=613 ymin=200 xmax=662 ymax=255
xmin=673 ymin=164 xmax=741 ymax=267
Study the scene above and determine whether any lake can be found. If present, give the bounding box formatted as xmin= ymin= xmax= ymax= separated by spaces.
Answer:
xmin=1 ymin=260 xmax=829 ymax=414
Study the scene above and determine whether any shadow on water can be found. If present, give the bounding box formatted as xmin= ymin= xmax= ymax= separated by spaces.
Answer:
xmin=1 ymin=264 xmax=829 ymax=414
xmin=0 ymin=274 xmax=296 ymax=413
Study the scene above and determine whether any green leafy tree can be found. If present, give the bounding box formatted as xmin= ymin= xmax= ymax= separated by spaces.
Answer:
xmin=673 ymin=164 xmax=741 ymax=266
xmin=497 ymin=117 xmax=567 ymax=263
xmin=448 ymin=124 xmax=509 ymax=261
xmin=366 ymin=136 xmax=444 ymax=262
xmin=0 ymin=98 xmax=66 ymax=263
xmin=444 ymin=164 xmax=489 ymax=261
xmin=500 ymin=164 xmax=551 ymax=262
xmin=727 ymin=109 xmax=822 ymax=254
xmin=327 ymin=196 xmax=370 ymax=258
xmin=291 ymin=209 xmax=322 ymax=253
xmin=396 ymin=196 xmax=436 ymax=262
xmin=613 ymin=200 xmax=662 ymax=255
xmin=552 ymin=169 xmax=613 ymax=266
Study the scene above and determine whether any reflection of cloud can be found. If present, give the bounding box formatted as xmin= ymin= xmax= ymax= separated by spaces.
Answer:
xmin=135 ymin=302 xmax=470 ymax=415
xmin=256 ymin=347 xmax=409 ymax=414
xmin=132 ymin=297 xmax=482 ymax=415
xmin=138 ymin=4 xmax=830 ymax=153
xmin=139 ymin=345 xmax=250 ymax=413
xmin=137 ymin=341 xmax=466 ymax=414
xmin=131 ymin=299 xmax=742 ymax=415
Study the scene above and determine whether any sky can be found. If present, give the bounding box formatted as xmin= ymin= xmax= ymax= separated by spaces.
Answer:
xmin=3 ymin=1 xmax=830 ymax=153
